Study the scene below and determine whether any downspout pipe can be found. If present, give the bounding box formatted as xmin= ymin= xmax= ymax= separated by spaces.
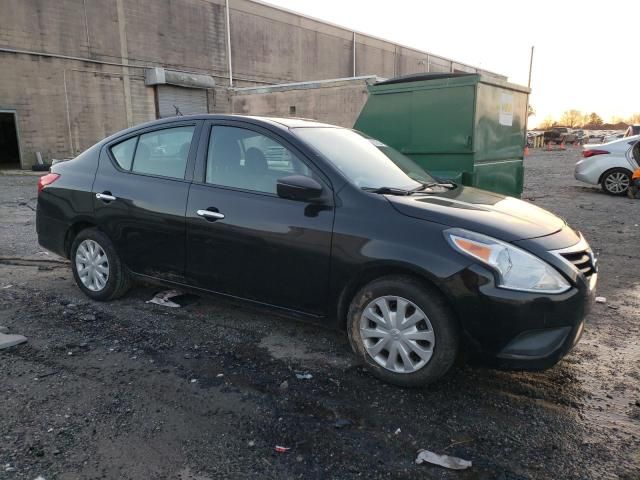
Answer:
xmin=225 ymin=0 xmax=233 ymax=87
xmin=352 ymin=31 xmax=356 ymax=77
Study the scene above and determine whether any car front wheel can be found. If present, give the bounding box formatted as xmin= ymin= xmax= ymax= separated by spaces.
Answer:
xmin=347 ymin=275 xmax=458 ymax=387
xmin=601 ymin=168 xmax=631 ymax=195
xmin=70 ymin=228 xmax=131 ymax=301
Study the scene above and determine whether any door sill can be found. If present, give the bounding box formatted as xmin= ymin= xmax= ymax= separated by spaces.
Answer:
xmin=131 ymin=272 xmax=325 ymax=321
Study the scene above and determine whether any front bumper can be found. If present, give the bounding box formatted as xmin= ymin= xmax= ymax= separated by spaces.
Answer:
xmin=495 ymin=318 xmax=586 ymax=369
xmin=441 ymin=246 xmax=596 ymax=370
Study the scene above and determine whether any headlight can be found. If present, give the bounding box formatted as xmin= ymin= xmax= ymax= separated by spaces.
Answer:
xmin=444 ymin=228 xmax=571 ymax=294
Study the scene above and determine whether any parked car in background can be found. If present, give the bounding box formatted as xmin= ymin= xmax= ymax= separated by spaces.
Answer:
xmin=573 ymin=130 xmax=589 ymax=144
xmin=603 ymin=132 xmax=624 ymax=143
xmin=543 ymin=127 xmax=578 ymax=145
xmin=575 ymin=135 xmax=640 ymax=195
xmin=36 ymin=115 xmax=597 ymax=387
xmin=526 ymin=131 xmax=544 ymax=148
xmin=624 ymin=125 xmax=640 ymax=138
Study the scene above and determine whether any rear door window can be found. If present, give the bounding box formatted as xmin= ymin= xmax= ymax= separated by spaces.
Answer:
xmin=132 ymin=126 xmax=195 ymax=179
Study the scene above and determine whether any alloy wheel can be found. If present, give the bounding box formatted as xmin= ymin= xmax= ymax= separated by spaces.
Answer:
xmin=359 ymin=296 xmax=435 ymax=374
xmin=75 ymin=239 xmax=109 ymax=292
xmin=604 ymin=172 xmax=630 ymax=194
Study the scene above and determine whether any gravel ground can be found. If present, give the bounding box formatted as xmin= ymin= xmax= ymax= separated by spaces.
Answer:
xmin=1 ymin=149 xmax=638 ymax=479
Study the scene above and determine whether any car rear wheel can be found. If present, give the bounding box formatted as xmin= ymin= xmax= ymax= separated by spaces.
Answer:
xmin=347 ymin=275 xmax=458 ymax=387
xmin=70 ymin=228 xmax=131 ymax=301
xmin=601 ymin=169 xmax=631 ymax=195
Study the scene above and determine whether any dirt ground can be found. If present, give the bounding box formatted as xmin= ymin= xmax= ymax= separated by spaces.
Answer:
xmin=1 ymin=148 xmax=638 ymax=479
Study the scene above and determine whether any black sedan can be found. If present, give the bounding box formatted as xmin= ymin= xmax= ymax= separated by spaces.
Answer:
xmin=36 ymin=115 xmax=597 ymax=386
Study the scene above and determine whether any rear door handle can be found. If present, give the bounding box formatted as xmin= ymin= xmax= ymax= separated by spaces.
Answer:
xmin=96 ymin=192 xmax=117 ymax=202
xmin=196 ymin=209 xmax=225 ymax=220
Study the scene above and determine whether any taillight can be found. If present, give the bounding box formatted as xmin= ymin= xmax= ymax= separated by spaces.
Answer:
xmin=37 ymin=173 xmax=60 ymax=194
xmin=582 ymin=149 xmax=609 ymax=158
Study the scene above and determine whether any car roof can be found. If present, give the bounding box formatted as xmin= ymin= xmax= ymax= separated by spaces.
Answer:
xmin=99 ymin=114 xmax=340 ymax=145
xmin=245 ymin=116 xmax=338 ymax=128
xmin=138 ymin=114 xmax=336 ymax=129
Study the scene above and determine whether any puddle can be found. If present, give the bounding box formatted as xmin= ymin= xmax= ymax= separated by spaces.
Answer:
xmin=577 ymin=337 xmax=640 ymax=440
xmin=259 ymin=332 xmax=354 ymax=369
xmin=177 ymin=467 xmax=214 ymax=480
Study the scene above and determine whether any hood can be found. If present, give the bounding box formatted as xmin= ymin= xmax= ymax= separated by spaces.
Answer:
xmin=387 ymin=186 xmax=566 ymax=242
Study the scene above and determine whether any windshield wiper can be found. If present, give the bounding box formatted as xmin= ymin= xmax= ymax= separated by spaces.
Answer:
xmin=418 ymin=181 xmax=457 ymax=190
xmin=362 ymin=180 xmax=456 ymax=195
xmin=361 ymin=186 xmax=412 ymax=195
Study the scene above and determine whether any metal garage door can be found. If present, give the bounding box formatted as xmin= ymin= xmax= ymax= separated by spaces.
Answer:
xmin=157 ymin=85 xmax=208 ymax=118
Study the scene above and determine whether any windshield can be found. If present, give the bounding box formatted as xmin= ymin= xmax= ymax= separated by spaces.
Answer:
xmin=293 ymin=127 xmax=435 ymax=190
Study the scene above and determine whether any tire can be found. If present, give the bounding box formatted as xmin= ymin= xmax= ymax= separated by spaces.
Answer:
xmin=600 ymin=168 xmax=631 ymax=196
xmin=70 ymin=228 xmax=131 ymax=301
xmin=347 ymin=275 xmax=459 ymax=387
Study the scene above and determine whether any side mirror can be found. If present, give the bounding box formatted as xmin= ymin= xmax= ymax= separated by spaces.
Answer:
xmin=277 ymin=175 xmax=323 ymax=202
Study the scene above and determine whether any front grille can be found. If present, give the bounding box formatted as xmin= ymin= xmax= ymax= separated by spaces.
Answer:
xmin=560 ymin=250 xmax=597 ymax=279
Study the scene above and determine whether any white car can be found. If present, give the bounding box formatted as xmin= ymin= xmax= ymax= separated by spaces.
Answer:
xmin=603 ymin=132 xmax=624 ymax=143
xmin=574 ymin=135 xmax=640 ymax=195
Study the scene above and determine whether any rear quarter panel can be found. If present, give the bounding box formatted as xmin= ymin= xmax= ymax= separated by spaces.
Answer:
xmin=576 ymin=144 xmax=636 ymax=185
xmin=36 ymin=144 xmax=100 ymax=256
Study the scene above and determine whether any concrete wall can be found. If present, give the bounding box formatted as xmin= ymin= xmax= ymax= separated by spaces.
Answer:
xmin=1 ymin=0 xmax=229 ymax=76
xmin=0 ymin=0 xmax=230 ymax=166
xmin=0 ymin=53 xmax=155 ymax=164
xmin=231 ymin=77 xmax=376 ymax=128
xmin=0 ymin=0 xmax=505 ymax=167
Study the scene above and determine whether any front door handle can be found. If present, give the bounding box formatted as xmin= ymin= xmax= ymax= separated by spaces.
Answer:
xmin=196 ymin=209 xmax=225 ymax=220
xmin=96 ymin=192 xmax=117 ymax=202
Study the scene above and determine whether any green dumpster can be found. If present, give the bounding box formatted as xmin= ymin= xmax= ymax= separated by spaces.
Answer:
xmin=354 ymin=73 xmax=530 ymax=197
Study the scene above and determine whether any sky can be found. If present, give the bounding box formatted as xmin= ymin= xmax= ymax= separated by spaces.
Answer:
xmin=261 ymin=0 xmax=640 ymax=128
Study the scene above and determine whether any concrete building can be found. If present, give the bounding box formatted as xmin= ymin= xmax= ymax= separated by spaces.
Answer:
xmin=231 ymin=76 xmax=382 ymax=128
xmin=0 ymin=0 xmax=505 ymax=169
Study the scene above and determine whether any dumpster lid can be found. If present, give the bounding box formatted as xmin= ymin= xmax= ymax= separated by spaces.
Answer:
xmin=375 ymin=73 xmax=476 ymax=86
xmin=373 ymin=72 xmax=530 ymax=94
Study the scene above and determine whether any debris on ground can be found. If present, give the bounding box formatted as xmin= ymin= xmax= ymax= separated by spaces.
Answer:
xmin=333 ymin=418 xmax=353 ymax=429
xmin=607 ymin=305 xmax=619 ymax=310
xmin=415 ymin=449 xmax=472 ymax=470
xmin=146 ymin=290 xmax=183 ymax=308
xmin=279 ymin=380 xmax=289 ymax=390
xmin=394 ymin=428 xmax=401 ymax=435
xmin=145 ymin=290 xmax=200 ymax=308
xmin=295 ymin=372 xmax=313 ymax=380
xmin=34 ymin=371 xmax=59 ymax=381
xmin=0 ymin=326 xmax=8 ymax=333
xmin=595 ymin=296 xmax=607 ymax=304
xmin=1 ymin=284 xmax=12 ymax=289
xmin=0 ymin=332 xmax=27 ymax=350
xmin=274 ymin=446 xmax=290 ymax=453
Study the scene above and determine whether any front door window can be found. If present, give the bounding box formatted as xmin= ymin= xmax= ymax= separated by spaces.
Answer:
xmin=206 ymin=126 xmax=312 ymax=193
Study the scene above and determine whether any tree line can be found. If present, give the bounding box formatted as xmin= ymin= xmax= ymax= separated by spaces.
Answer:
xmin=536 ymin=110 xmax=640 ymax=130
